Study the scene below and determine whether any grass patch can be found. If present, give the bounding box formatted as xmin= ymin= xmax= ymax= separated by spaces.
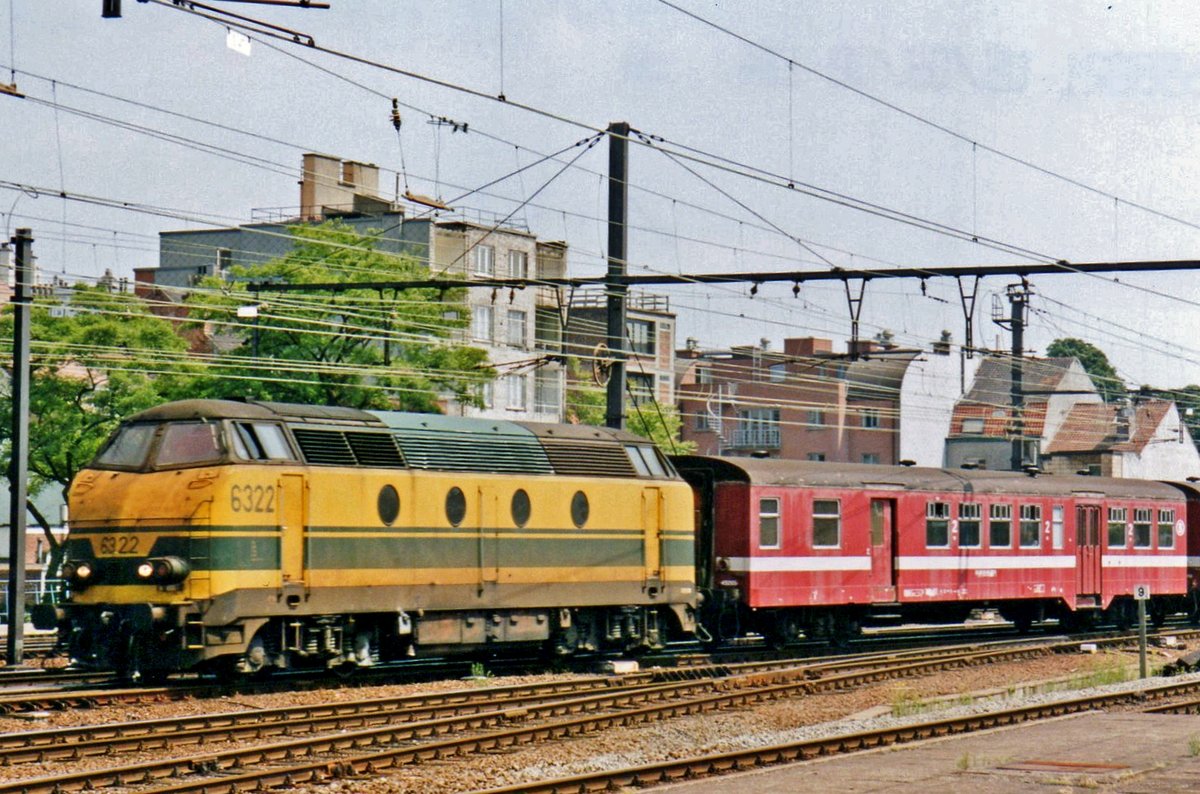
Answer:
xmin=1189 ymin=735 xmax=1200 ymax=757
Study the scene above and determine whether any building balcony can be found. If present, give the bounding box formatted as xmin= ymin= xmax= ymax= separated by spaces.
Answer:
xmin=730 ymin=427 xmax=781 ymax=449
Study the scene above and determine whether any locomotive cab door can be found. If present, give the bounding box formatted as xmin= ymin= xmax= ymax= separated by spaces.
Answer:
xmin=643 ymin=486 xmax=663 ymax=591
xmin=868 ymin=498 xmax=897 ymax=602
xmin=278 ymin=474 xmax=307 ymax=589
xmin=1076 ymin=504 xmax=1102 ymax=596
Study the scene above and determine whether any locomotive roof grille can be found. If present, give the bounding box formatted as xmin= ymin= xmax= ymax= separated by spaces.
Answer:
xmin=346 ymin=432 xmax=406 ymax=468
xmin=292 ymin=429 xmax=378 ymax=467
xmin=542 ymin=441 xmax=639 ymax=478
xmin=395 ymin=430 xmax=553 ymax=474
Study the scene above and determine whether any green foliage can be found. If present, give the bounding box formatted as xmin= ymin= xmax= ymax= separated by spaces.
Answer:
xmin=564 ymin=359 xmax=695 ymax=453
xmin=185 ymin=222 xmax=493 ymax=411
xmin=1045 ymin=337 xmax=1124 ymax=403
xmin=0 ymin=286 xmax=203 ymax=572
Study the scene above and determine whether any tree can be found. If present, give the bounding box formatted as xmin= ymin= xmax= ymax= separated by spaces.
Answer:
xmin=564 ymin=360 xmax=696 ymax=453
xmin=1045 ymin=337 xmax=1124 ymax=403
xmin=0 ymin=285 xmax=202 ymax=576
xmin=185 ymin=222 xmax=493 ymax=411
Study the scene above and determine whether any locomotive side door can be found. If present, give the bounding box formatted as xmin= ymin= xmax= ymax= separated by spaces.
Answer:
xmin=869 ymin=498 xmax=897 ymax=602
xmin=477 ymin=486 xmax=499 ymax=587
xmin=278 ymin=473 xmax=307 ymax=588
xmin=1076 ymin=504 xmax=1101 ymax=596
xmin=643 ymin=486 xmax=663 ymax=589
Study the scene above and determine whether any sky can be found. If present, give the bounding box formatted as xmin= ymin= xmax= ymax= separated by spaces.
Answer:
xmin=4 ymin=1 xmax=1200 ymax=390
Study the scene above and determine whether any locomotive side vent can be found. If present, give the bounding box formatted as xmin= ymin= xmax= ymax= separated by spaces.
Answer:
xmin=542 ymin=441 xmax=638 ymax=478
xmin=346 ymin=432 xmax=406 ymax=467
xmin=291 ymin=428 xmax=358 ymax=466
xmin=396 ymin=431 xmax=553 ymax=474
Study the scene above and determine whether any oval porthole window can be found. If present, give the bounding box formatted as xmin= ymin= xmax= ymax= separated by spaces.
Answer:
xmin=570 ymin=490 xmax=590 ymax=528
xmin=445 ymin=486 xmax=467 ymax=527
xmin=511 ymin=489 xmax=531 ymax=528
xmin=377 ymin=484 xmax=400 ymax=526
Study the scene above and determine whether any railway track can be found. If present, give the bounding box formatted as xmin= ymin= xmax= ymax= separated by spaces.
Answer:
xmin=0 ymin=632 xmax=1171 ymax=794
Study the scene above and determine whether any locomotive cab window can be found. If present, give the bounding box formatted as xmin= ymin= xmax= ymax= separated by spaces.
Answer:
xmin=93 ymin=423 xmax=157 ymax=469
xmin=989 ymin=504 xmax=1011 ymax=548
xmin=958 ymin=503 xmax=981 ymax=548
xmin=625 ymin=444 xmax=667 ymax=477
xmin=155 ymin=422 xmax=223 ymax=468
xmin=231 ymin=422 xmax=294 ymax=462
xmin=812 ymin=499 xmax=840 ymax=548
xmin=1019 ymin=505 xmax=1041 ymax=548
xmin=1158 ymin=509 xmax=1176 ymax=548
xmin=1132 ymin=508 xmax=1152 ymax=548
xmin=758 ymin=497 xmax=780 ymax=549
xmin=926 ymin=502 xmax=950 ymax=548
xmin=1107 ymin=507 xmax=1127 ymax=548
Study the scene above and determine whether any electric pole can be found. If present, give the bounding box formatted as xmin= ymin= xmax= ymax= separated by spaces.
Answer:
xmin=1007 ymin=283 xmax=1030 ymax=471
xmin=7 ymin=228 xmax=32 ymax=666
xmin=605 ymin=122 xmax=629 ymax=430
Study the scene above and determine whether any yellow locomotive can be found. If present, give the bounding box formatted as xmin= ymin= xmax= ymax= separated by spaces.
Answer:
xmin=34 ymin=400 xmax=697 ymax=679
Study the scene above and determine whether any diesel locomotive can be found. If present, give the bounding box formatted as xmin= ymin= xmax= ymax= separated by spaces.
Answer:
xmin=34 ymin=399 xmax=697 ymax=679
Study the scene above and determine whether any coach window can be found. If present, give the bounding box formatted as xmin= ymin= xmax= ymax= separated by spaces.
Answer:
xmin=1052 ymin=506 xmax=1065 ymax=549
xmin=989 ymin=504 xmax=1011 ymax=548
xmin=155 ymin=422 xmax=222 ymax=468
xmin=1019 ymin=505 xmax=1041 ymax=548
xmin=812 ymin=499 xmax=841 ymax=548
xmin=926 ymin=502 xmax=950 ymax=548
xmin=1158 ymin=509 xmax=1176 ymax=549
xmin=1132 ymin=508 xmax=1152 ymax=548
xmin=958 ymin=503 xmax=981 ymax=548
xmin=1107 ymin=507 xmax=1127 ymax=548
xmin=758 ymin=498 xmax=781 ymax=549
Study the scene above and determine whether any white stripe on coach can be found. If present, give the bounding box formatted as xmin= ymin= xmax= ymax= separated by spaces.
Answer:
xmin=725 ymin=557 xmax=873 ymax=573
xmin=1101 ymin=555 xmax=1188 ymax=568
xmin=896 ymin=555 xmax=1076 ymax=570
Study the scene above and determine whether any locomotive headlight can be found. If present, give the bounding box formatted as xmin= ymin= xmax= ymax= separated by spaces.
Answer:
xmin=74 ymin=562 xmax=94 ymax=581
xmin=60 ymin=561 xmax=77 ymax=580
xmin=142 ymin=556 xmax=191 ymax=585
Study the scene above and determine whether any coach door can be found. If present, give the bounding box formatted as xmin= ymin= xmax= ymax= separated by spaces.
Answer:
xmin=1076 ymin=504 xmax=1102 ymax=595
xmin=278 ymin=474 xmax=307 ymax=589
xmin=869 ymin=499 xmax=897 ymax=602
xmin=643 ymin=487 xmax=663 ymax=589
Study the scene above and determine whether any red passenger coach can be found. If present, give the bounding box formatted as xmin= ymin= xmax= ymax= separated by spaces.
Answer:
xmin=674 ymin=456 xmax=1189 ymax=644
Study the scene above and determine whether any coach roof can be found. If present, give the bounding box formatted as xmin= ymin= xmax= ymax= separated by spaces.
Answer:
xmin=672 ymin=456 xmax=1184 ymax=501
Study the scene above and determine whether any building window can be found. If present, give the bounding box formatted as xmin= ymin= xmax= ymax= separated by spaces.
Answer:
xmin=862 ymin=408 xmax=880 ymax=429
xmin=735 ymin=408 xmax=780 ymax=448
xmin=505 ymin=374 xmax=527 ymax=410
xmin=473 ymin=244 xmax=495 ymax=276
xmin=812 ymin=499 xmax=840 ymax=547
xmin=807 ymin=452 xmax=826 ymax=462
xmin=959 ymin=503 xmax=981 ymax=547
xmin=758 ymin=497 xmax=780 ymax=548
xmin=807 ymin=409 xmax=823 ymax=428
xmin=961 ymin=417 xmax=985 ymax=434
xmin=989 ymin=504 xmax=1011 ymax=548
xmin=1133 ymin=508 xmax=1152 ymax=548
xmin=696 ymin=367 xmax=713 ymax=385
xmin=769 ymin=363 xmax=787 ymax=383
xmin=861 ymin=453 xmax=880 ymax=464
xmin=507 ymin=249 xmax=528 ymax=279
xmin=471 ymin=305 xmax=494 ymax=341
xmin=1019 ymin=504 xmax=1041 ymax=548
xmin=1107 ymin=507 xmax=1127 ymax=548
xmin=629 ymin=373 xmax=654 ymax=406
xmin=627 ymin=318 xmax=654 ymax=356
xmin=534 ymin=369 xmax=559 ymax=414
xmin=506 ymin=309 xmax=527 ymax=348
xmin=1159 ymin=509 xmax=1176 ymax=549
xmin=216 ymin=247 xmax=232 ymax=276
xmin=926 ymin=502 xmax=950 ymax=547
xmin=1052 ymin=505 xmax=1064 ymax=549
xmin=479 ymin=380 xmax=494 ymax=409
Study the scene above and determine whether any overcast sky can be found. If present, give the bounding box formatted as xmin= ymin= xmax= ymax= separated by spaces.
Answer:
xmin=4 ymin=1 xmax=1200 ymax=390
